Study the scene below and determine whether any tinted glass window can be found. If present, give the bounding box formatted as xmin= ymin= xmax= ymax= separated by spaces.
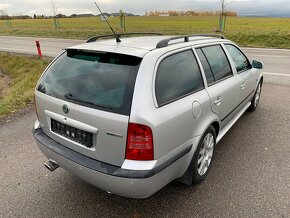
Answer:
xmin=155 ymin=50 xmax=204 ymax=106
xmin=225 ymin=44 xmax=251 ymax=73
xmin=201 ymin=45 xmax=232 ymax=81
xmin=37 ymin=50 xmax=141 ymax=115
xmin=196 ymin=49 xmax=215 ymax=85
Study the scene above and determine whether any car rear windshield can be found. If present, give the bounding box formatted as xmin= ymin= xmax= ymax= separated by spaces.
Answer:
xmin=37 ymin=49 xmax=142 ymax=115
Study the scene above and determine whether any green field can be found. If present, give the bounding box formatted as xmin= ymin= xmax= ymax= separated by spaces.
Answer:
xmin=0 ymin=53 xmax=49 ymax=117
xmin=1 ymin=16 xmax=290 ymax=48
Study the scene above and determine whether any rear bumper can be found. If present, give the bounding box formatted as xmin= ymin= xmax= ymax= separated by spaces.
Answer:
xmin=33 ymin=126 xmax=193 ymax=198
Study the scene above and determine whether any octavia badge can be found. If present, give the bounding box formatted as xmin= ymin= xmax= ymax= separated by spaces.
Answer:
xmin=62 ymin=104 xmax=69 ymax=114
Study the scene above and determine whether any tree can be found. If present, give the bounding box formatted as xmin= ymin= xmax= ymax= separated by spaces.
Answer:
xmin=219 ymin=0 xmax=227 ymax=32
xmin=119 ymin=10 xmax=126 ymax=31
xmin=50 ymin=0 xmax=60 ymax=28
xmin=219 ymin=0 xmax=227 ymax=16
xmin=0 ymin=7 xmax=12 ymax=28
xmin=33 ymin=14 xmax=37 ymax=19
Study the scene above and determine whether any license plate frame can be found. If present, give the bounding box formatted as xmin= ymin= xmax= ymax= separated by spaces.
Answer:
xmin=51 ymin=119 xmax=93 ymax=148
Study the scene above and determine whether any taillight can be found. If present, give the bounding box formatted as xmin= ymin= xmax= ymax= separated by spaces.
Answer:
xmin=125 ymin=123 xmax=154 ymax=161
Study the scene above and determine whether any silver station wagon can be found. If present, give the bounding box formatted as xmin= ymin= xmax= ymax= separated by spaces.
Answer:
xmin=33 ymin=33 xmax=263 ymax=198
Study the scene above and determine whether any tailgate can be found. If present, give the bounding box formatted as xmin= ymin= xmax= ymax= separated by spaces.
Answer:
xmin=36 ymin=92 xmax=128 ymax=167
xmin=34 ymin=49 xmax=142 ymax=167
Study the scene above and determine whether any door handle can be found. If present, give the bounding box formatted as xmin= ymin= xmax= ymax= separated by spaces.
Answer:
xmin=214 ymin=97 xmax=223 ymax=106
xmin=241 ymin=83 xmax=245 ymax=90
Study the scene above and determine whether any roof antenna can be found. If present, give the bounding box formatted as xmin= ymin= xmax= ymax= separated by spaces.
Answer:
xmin=94 ymin=1 xmax=121 ymax=43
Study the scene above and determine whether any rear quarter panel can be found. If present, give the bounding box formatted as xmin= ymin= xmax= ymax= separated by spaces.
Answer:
xmin=130 ymin=48 xmax=220 ymax=166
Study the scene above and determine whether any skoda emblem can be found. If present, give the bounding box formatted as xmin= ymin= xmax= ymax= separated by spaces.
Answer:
xmin=62 ymin=104 xmax=69 ymax=114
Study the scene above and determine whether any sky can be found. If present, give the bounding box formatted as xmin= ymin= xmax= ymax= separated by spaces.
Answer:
xmin=0 ymin=0 xmax=290 ymax=17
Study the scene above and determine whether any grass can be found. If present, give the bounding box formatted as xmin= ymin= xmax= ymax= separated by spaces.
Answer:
xmin=0 ymin=16 xmax=290 ymax=48
xmin=0 ymin=53 xmax=50 ymax=117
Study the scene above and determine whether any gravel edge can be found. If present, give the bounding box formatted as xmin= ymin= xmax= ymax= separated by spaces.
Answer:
xmin=0 ymin=104 xmax=35 ymax=126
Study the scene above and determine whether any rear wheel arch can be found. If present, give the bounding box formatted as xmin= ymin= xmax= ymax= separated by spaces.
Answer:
xmin=211 ymin=121 xmax=220 ymax=138
xmin=200 ymin=120 xmax=219 ymax=140
xmin=178 ymin=123 xmax=218 ymax=185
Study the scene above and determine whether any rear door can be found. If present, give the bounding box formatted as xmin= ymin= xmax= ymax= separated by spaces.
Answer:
xmin=196 ymin=45 xmax=241 ymax=129
xmin=152 ymin=49 xmax=210 ymax=158
xmin=35 ymin=50 xmax=142 ymax=167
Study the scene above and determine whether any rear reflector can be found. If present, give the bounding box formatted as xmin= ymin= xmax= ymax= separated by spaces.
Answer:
xmin=126 ymin=123 xmax=154 ymax=161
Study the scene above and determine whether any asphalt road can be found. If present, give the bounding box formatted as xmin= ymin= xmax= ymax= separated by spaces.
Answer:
xmin=1 ymin=36 xmax=290 ymax=217
xmin=0 ymin=36 xmax=83 ymax=57
xmin=1 ymin=84 xmax=290 ymax=217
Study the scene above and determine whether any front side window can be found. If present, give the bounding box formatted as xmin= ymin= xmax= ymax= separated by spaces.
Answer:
xmin=199 ymin=45 xmax=232 ymax=82
xmin=37 ymin=50 xmax=142 ymax=115
xmin=155 ymin=50 xmax=204 ymax=106
xmin=225 ymin=44 xmax=251 ymax=73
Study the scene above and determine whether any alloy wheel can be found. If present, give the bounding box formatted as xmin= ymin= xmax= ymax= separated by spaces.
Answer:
xmin=197 ymin=133 xmax=214 ymax=176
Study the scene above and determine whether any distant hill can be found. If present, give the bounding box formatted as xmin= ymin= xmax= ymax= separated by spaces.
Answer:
xmin=240 ymin=13 xmax=290 ymax=18
xmin=96 ymin=12 xmax=137 ymax=17
xmin=111 ymin=12 xmax=136 ymax=16
xmin=1 ymin=15 xmax=31 ymax=20
xmin=96 ymin=13 xmax=111 ymax=17
xmin=69 ymin=14 xmax=95 ymax=18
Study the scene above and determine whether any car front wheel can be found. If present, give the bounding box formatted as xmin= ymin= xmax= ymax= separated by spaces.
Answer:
xmin=248 ymin=80 xmax=262 ymax=112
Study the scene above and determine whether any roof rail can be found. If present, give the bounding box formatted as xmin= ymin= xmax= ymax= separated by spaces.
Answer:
xmin=156 ymin=34 xmax=225 ymax=48
xmin=86 ymin=33 xmax=163 ymax=43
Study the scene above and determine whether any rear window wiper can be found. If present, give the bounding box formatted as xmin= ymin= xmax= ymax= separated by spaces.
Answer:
xmin=64 ymin=93 xmax=113 ymax=110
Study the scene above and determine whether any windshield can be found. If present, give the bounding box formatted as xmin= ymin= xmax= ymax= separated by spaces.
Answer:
xmin=37 ymin=50 xmax=142 ymax=115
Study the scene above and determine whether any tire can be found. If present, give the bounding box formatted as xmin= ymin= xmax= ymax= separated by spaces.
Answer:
xmin=191 ymin=126 xmax=216 ymax=185
xmin=248 ymin=80 xmax=262 ymax=112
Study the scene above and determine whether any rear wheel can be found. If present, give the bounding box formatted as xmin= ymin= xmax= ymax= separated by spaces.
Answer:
xmin=192 ymin=126 xmax=216 ymax=184
xmin=248 ymin=81 xmax=262 ymax=112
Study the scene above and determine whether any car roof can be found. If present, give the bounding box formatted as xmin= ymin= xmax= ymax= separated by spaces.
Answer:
xmin=67 ymin=35 xmax=229 ymax=58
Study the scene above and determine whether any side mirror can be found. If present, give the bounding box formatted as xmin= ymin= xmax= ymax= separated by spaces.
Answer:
xmin=252 ymin=60 xmax=263 ymax=69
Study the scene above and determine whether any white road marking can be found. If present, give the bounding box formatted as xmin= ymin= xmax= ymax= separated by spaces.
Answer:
xmin=0 ymin=47 xmax=35 ymax=53
xmin=243 ymin=47 xmax=290 ymax=52
xmin=263 ymin=72 xmax=290 ymax=77
xmin=249 ymin=55 xmax=290 ymax=58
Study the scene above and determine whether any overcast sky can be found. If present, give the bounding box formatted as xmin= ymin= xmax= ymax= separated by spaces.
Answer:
xmin=0 ymin=0 xmax=289 ymax=17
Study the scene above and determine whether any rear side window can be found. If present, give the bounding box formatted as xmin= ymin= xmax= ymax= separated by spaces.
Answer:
xmin=155 ymin=50 xmax=204 ymax=106
xmin=225 ymin=44 xmax=251 ymax=73
xmin=196 ymin=49 xmax=215 ymax=85
xmin=198 ymin=45 xmax=232 ymax=82
xmin=37 ymin=50 xmax=142 ymax=115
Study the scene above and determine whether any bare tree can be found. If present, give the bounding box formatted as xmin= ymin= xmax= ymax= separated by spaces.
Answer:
xmin=0 ymin=9 xmax=5 ymax=17
xmin=218 ymin=0 xmax=227 ymax=32
xmin=50 ymin=0 xmax=60 ymax=28
xmin=0 ymin=6 xmax=12 ymax=28
xmin=219 ymin=0 xmax=227 ymax=16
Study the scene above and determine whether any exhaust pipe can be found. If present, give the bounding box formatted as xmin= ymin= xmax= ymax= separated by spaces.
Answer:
xmin=44 ymin=159 xmax=59 ymax=172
